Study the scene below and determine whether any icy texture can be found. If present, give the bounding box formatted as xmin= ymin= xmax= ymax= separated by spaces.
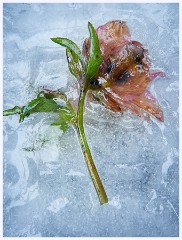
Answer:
xmin=3 ymin=3 xmax=179 ymax=237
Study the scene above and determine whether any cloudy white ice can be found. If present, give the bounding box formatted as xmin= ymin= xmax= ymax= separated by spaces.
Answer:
xmin=3 ymin=3 xmax=179 ymax=237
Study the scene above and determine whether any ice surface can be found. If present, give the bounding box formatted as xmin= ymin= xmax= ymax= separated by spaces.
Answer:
xmin=3 ymin=3 xmax=179 ymax=237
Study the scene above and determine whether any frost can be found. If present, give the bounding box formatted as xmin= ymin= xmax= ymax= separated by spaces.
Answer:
xmin=108 ymin=195 xmax=121 ymax=209
xmin=166 ymin=80 xmax=178 ymax=92
xmin=65 ymin=169 xmax=85 ymax=176
xmin=161 ymin=148 xmax=178 ymax=186
xmin=47 ymin=197 xmax=69 ymax=213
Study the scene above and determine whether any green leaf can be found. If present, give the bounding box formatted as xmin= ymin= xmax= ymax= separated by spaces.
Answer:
xmin=66 ymin=48 xmax=82 ymax=79
xmin=51 ymin=107 xmax=75 ymax=132
xmin=19 ymin=96 xmax=62 ymax=122
xmin=51 ymin=115 xmax=69 ymax=132
xmin=3 ymin=93 xmax=76 ymax=132
xmin=51 ymin=115 xmax=68 ymax=132
xmin=3 ymin=106 xmax=22 ymax=116
xmin=41 ymin=90 xmax=75 ymax=116
xmin=51 ymin=37 xmax=86 ymax=71
xmin=84 ymin=22 xmax=103 ymax=85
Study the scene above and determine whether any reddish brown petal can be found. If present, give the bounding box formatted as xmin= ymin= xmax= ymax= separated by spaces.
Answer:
xmin=97 ymin=20 xmax=131 ymax=60
xmin=92 ymin=90 xmax=122 ymax=112
xmin=108 ymin=70 xmax=150 ymax=98
xmin=149 ymin=70 xmax=166 ymax=80
xmin=131 ymin=95 xmax=164 ymax=121
xmin=83 ymin=20 xmax=131 ymax=61
xmin=101 ymin=92 xmax=122 ymax=112
xmin=83 ymin=20 xmax=164 ymax=122
xmin=102 ymin=88 xmax=163 ymax=121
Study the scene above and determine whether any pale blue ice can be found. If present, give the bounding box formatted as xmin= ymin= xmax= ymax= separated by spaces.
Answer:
xmin=3 ymin=3 xmax=179 ymax=237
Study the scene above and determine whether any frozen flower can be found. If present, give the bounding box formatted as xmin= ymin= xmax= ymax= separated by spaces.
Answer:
xmin=83 ymin=20 xmax=164 ymax=121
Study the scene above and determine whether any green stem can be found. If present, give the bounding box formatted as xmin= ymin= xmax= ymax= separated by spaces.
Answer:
xmin=76 ymin=87 xmax=108 ymax=205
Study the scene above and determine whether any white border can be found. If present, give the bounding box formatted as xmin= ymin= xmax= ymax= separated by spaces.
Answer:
xmin=0 ymin=1 xmax=3 ymax=239
xmin=179 ymin=0 xmax=181 ymax=239
xmin=1 ymin=0 xmax=181 ymax=240
xmin=1 ymin=0 xmax=181 ymax=3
